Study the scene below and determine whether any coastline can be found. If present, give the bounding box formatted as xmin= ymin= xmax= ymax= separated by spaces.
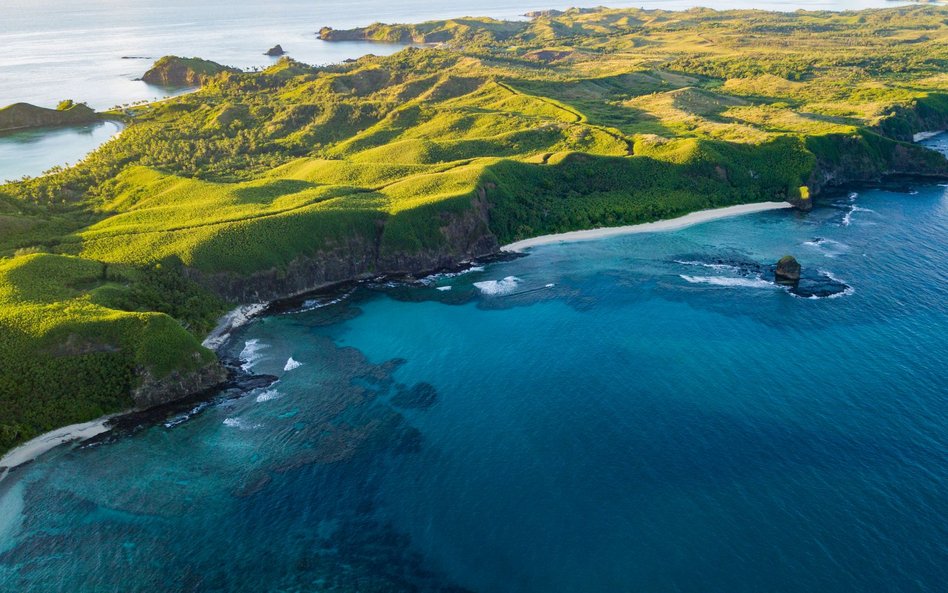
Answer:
xmin=501 ymin=201 xmax=794 ymax=252
xmin=0 ymin=415 xmax=121 ymax=481
xmin=202 ymin=302 xmax=269 ymax=352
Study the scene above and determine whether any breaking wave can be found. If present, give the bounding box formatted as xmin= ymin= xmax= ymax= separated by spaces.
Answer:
xmin=680 ymin=275 xmax=775 ymax=289
xmin=239 ymin=339 xmax=269 ymax=372
xmin=842 ymin=205 xmax=875 ymax=227
xmin=674 ymin=260 xmax=743 ymax=273
xmin=283 ymin=357 xmax=302 ymax=372
xmin=420 ymin=266 xmax=485 ymax=286
xmin=255 ymin=389 xmax=282 ymax=403
xmin=474 ymin=276 xmax=522 ymax=296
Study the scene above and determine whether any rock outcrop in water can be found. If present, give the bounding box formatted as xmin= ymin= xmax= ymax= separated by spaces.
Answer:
xmin=265 ymin=45 xmax=286 ymax=57
xmin=141 ymin=56 xmax=239 ymax=87
xmin=0 ymin=101 xmax=99 ymax=133
xmin=775 ymin=256 xmax=802 ymax=284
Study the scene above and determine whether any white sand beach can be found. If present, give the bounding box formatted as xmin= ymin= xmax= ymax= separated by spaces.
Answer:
xmin=0 ymin=416 xmax=118 ymax=481
xmin=501 ymin=201 xmax=794 ymax=252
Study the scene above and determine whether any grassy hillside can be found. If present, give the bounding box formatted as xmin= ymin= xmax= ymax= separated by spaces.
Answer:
xmin=2 ymin=6 xmax=948 ymax=453
xmin=0 ymin=101 xmax=99 ymax=133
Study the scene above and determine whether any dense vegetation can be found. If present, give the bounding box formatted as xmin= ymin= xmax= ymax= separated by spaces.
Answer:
xmin=2 ymin=5 xmax=948 ymax=453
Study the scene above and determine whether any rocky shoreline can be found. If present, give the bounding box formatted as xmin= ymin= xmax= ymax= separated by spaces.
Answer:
xmin=3 ymin=130 xmax=946 ymax=472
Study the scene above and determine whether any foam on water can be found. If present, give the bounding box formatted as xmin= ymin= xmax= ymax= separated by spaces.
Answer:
xmin=255 ymin=389 xmax=282 ymax=403
xmin=842 ymin=205 xmax=876 ymax=227
xmin=420 ymin=265 xmax=485 ymax=286
xmin=297 ymin=289 xmax=355 ymax=314
xmin=680 ymin=274 xmax=776 ymax=289
xmin=283 ymin=358 xmax=302 ymax=372
xmin=473 ymin=276 xmax=522 ymax=295
xmin=819 ymin=269 xmax=856 ymax=299
xmin=239 ymin=339 xmax=269 ymax=371
xmin=674 ymin=260 xmax=743 ymax=272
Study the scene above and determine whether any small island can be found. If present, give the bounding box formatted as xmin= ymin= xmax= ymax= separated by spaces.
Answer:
xmin=265 ymin=44 xmax=286 ymax=57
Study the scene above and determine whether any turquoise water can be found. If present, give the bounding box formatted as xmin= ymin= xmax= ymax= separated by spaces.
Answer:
xmin=1 ymin=171 xmax=946 ymax=591
xmin=0 ymin=121 xmax=123 ymax=182
xmin=0 ymin=0 xmax=912 ymax=179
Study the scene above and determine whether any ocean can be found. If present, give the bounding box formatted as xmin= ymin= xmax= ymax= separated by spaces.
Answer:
xmin=0 ymin=135 xmax=945 ymax=590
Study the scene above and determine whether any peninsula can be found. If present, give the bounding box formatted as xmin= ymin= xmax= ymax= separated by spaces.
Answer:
xmin=1 ymin=5 xmax=948 ymax=454
xmin=0 ymin=101 xmax=100 ymax=133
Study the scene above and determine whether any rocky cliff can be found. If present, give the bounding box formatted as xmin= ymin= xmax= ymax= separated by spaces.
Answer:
xmin=805 ymin=130 xmax=948 ymax=198
xmin=187 ymin=190 xmax=498 ymax=303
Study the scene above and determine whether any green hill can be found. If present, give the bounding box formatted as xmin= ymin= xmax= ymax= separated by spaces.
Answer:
xmin=0 ymin=101 xmax=99 ymax=133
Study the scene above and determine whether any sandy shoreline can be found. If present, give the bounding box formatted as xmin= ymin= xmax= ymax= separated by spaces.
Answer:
xmin=501 ymin=201 xmax=794 ymax=252
xmin=0 ymin=415 xmax=120 ymax=481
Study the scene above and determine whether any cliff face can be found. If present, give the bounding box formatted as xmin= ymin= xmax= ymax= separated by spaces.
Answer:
xmin=188 ymin=190 xmax=498 ymax=302
xmin=0 ymin=102 xmax=99 ymax=133
xmin=873 ymin=95 xmax=948 ymax=142
xmin=806 ymin=131 xmax=948 ymax=197
xmin=132 ymin=359 xmax=228 ymax=410
xmin=142 ymin=56 xmax=239 ymax=87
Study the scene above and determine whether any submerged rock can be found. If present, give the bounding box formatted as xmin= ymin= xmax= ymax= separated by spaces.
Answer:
xmin=775 ymin=255 xmax=802 ymax=284
xmin=264 ymin=44 xmax=286 ymax=56
xmin=391 ymin=382 xmax=439 ymax=409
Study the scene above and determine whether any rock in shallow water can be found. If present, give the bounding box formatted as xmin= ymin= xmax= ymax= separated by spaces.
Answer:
xmin=775 ymin=255 xmax=802 ymax=284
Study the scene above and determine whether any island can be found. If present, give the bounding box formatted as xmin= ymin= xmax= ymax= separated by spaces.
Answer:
xmin=2 ymin=5 xmax=948 ymax=455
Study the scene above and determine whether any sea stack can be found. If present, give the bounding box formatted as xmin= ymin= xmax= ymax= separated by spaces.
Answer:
xmin=265 ymin=45 xmax=286 ymax=57
xmin=775 ymin=255 xmax=802 ymax=284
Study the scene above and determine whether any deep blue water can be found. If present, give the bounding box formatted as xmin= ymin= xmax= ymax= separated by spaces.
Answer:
xmin=1 ymin=159 xmax=946 ymax=591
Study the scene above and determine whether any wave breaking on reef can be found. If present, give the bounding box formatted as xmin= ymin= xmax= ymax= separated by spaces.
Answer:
xmin=474 ymin=276 xmax=522 ymax=295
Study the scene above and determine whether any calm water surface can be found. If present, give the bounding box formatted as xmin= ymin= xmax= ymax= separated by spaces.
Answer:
xmin=0 ymin=121 xmax=123 ymax=182
xmin=0 ymin=136 xmax=945 ymax=591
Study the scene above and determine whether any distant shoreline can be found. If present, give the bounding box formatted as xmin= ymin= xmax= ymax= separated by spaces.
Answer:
xmin=501 ymin=202 xmax=794 ymax=252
